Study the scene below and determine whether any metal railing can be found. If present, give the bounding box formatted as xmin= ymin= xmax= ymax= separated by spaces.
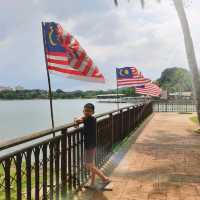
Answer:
xmin=153 ymin=100 xmax=196 ymax=112
xmin=0 ymin=103 xmax=153 ymax=200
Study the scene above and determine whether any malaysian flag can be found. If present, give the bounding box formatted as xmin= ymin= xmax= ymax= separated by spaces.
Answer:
xmin=116 ymin=67 xmax=151 ymax=87
xmin=135 ymin=82 xmax=161 ymax=97
xmin=42 ymin=22 xmax=105 ymax=83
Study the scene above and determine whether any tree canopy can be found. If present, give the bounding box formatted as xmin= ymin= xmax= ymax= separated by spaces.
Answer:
xmin=0 ymin=67 xmax=193 ymax=99
xmin=157 ymin=67 xmax=192 ymax=92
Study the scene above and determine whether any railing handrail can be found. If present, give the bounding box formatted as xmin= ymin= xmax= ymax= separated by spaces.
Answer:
xmin=152 ymin=99 xmax=196 ymax=104
xmin=0 ymin=104 xmax=140 ymax=151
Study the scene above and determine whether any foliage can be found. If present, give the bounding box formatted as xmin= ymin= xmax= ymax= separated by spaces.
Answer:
xmin=0 ymin=67 xmax=193 ymax=99
xmin=0 ymin=87 xmax=136 ymax=100
xmin=190 ymin=116 xmax=198 ymax=124
xmin=157 ymin=67 xmax=192 ymax=92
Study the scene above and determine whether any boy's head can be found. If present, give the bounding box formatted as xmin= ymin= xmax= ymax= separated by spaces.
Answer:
xmin=83 ymin=103 xmax=95 ymax=117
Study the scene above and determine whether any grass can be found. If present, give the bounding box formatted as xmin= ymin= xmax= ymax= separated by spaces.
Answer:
xmin=190 ymin=116 xmax=198 ymax=124
xmin=189 ymin=115 xmax=200 ymax=134
xmin=112 ymin=134 xmax=130 ymax=153
xmin=0 ymin=161 xmax=44 ymax=200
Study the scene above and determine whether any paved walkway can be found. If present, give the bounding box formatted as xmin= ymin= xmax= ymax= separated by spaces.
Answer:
xmin=75 ymin=113 xmax=200 ymax=200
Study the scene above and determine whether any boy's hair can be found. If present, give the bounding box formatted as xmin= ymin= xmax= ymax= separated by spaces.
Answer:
xmin=84 ymin=103 xmax=95 ymax=112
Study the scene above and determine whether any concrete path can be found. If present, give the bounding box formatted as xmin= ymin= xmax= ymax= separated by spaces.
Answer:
xmin=75 ymin=113 xmax=200 ymax=200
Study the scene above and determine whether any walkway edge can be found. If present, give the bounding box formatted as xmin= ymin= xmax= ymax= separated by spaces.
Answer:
xmin=101 ymin=113 xmax=155 ymax=176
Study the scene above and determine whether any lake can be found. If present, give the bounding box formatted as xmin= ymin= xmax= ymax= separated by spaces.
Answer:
xmin=0 ymin=99 xmax=132 ymax=141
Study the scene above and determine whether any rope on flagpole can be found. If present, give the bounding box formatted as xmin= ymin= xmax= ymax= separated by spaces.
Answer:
xmin=41 ymin=22 xmax=55 ymax=137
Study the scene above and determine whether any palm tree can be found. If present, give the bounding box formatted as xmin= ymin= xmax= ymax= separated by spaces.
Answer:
xmin=173 ymin=0 xmax=200 ymax=125
xmin=114 ymin=0 xmax=200 ymax=124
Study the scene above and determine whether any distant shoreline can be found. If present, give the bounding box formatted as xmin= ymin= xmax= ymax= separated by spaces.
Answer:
xmin=0 ymin=88 xmax=135 ymax=100
xmin=0 ymin=98 xmax=95 ymax=100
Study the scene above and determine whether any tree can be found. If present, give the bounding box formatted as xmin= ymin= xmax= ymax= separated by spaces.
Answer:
xmin=172 ymin=0 xmax=200 ymax=124
xmin=157 ymin=67 xmax=192 ymax=92
xmin=114 ymin=0 xmax=200 ymax=124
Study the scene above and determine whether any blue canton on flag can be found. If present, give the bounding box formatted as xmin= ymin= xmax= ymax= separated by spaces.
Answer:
xmin=116 ymin=67 xmax=151 ymax=87
xmin=43 ymin=22 xmax=66 ymax=53
xmin=135 ymin=85 xmax=145 ymax=89
xmin=116 ymin=67 xmax=133 ymax=79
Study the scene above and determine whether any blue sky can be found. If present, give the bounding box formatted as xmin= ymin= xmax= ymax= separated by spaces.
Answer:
xmin=0 ymin=0 xmax=200 ymax=91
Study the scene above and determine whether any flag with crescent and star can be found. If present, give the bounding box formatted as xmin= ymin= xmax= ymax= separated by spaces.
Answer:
xmin=42 ymin=22 xmax=105 ymax=83
xmin=116 ymin=67 xmax=151 ymax=87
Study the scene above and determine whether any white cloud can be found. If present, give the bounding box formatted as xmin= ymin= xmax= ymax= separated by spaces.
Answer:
xmin=0 ymin=0 xmax=200 ymax=90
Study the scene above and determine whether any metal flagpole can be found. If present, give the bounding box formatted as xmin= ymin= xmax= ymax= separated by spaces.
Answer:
xmin=41 ymin=22 xmax=55 ymax=136
xmin=116 ymin=68 xmax=120 ymax=110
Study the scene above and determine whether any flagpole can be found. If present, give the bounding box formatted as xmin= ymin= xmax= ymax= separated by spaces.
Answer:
xmin=116 ymin=68 xmax=120 ymax=111
xmin=41 ymin=22 xmax=55 ymax=136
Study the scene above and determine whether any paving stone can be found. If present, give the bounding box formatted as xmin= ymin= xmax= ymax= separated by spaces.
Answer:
xmin=76 ymin=113 xmax=200 ymax=200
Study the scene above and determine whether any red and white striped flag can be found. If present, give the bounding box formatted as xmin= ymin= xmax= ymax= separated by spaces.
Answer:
xmin=42 ymin=22 xmax=105 ymax=83
xmin=116 ymin=67 xmax=151 ymax=87
xmin=135 ymin=82 xmax=161 ymax=97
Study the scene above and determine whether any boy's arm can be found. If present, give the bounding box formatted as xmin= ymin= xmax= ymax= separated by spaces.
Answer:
xmin=74 ymin=117 xmax=84 ymax=126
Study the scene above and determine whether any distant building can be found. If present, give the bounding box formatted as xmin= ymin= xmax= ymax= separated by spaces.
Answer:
xmin=96 ymin=94 xmax=126 ymax=103
xmin=0 ymin=86 xmax=13 ymax=91
xmin=96 ymin=94 xmax=125 ymax=99
xmin=160 ymin=90 xmax=168 ymax=100
xmin=15 ymin=86 xmax=25 ymax=91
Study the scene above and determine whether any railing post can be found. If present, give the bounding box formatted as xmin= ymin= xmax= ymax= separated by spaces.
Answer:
xmin=138 ymin=105 xmax=140 ymax=126
xmin=136 ymin=105 xmax=139 ymax=126
xmin=134 ymin=106 xmax=136 ymax=128
xmin=138 ymin=105 xmax=141 ymax=124
xmin=16 ymin=154 xmax=22 ymax=200
xmin=140 ymin=105 xmax=143 ymax=123
xmin=120 ymin=109 xmax=124 ymax=140
xmin=49 ymin=142 xmax=54 ymax=200
xmin=68 ymin=133 xmax=72 ymax=190
xmin=128 ymin=107 xmax=131 ymax=133
xmin=26 ymin=149 xmax=32 ymax=200
xmin=55 ymin=139 xmax=60 ymax=200
xmin=72 ymin=133 xmax=76 ymax=189
xmin=76 ymin=130 xmax=81 ymax=188
xmin=80 ymin=130 xmax=85 ymax=182
xmin=34 ymin=147 xmax=40 ymax=200
xmin=134 ymin=106 xmax=136 ymax=129
xmin=5 ymin=158 xmax=11 ymax=200
xmin=42 ymin=144 xmax=48 ymax=200
xmin=109 ymin=113 xmax=114 ymax=149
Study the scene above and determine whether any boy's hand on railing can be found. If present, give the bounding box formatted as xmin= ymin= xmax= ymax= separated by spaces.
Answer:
xmin=74 ymin=117 xmax=83 ymax=128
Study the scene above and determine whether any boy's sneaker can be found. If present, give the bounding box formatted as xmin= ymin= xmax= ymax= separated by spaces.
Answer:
xmin=102 ymin=178 xmax=111 ymax=186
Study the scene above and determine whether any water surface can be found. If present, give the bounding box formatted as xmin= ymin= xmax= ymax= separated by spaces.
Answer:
xmin=0 ymin=99 xmax=131 ymax=141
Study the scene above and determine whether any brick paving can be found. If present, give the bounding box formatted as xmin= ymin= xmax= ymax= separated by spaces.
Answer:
xmin=75 ymin=113 xmax=200 ymax=200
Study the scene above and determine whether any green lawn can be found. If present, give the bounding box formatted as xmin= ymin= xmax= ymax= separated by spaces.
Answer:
xmin=190 ymin=116 xmax=198 ymax=124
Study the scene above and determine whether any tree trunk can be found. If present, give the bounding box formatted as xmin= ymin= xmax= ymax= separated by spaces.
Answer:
xmin=173 ymin=0 xmax=200 ymax=124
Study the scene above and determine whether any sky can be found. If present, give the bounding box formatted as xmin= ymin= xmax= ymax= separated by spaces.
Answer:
xmin=0 ymin=0 xmax=200 ymax=91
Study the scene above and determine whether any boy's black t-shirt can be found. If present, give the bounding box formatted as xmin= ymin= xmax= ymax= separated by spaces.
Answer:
xmin=83 ymin=116 xmax=97 ymax=149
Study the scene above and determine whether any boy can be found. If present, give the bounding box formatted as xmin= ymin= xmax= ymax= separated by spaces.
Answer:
xmin=74 ymin=103 xmax=111 ymax=187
